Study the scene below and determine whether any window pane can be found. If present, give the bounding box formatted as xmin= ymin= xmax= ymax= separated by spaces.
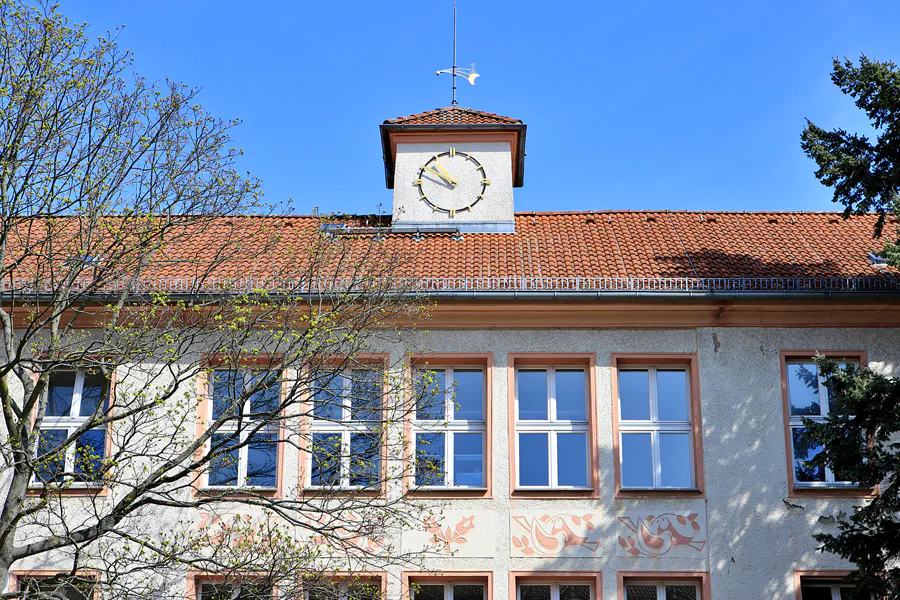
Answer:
xmin=212 ymin=370 xmax=243 ymax=420
xmin=659 ymin=432 xmax=693 ymax=487
xmin=454 ymin=584 xmax=484 ymax=600
xmin=48 ymin=372 xmax=76 ymax=416
xmin=519 ymin=586 xmax=551 ymax=600
xmin=416 ymin=370 xmax=446 ymax=420
xmin=79 ymin=372 xmax=109 ymax=417
xmin=619 ymin=370 xmax=650 ymax=420
xmin=825 ymin=361 xmax=857 ymax=415
xmin=453 ymin=369 xmax=484 ymax=420
xmin=74 ymin=429 xmax=105 ymax=481
xmin=665 ymin=585 xmax=697 ymax=600
xmin=415 ymin=432 xmax=446 ymax=486
xmin=247 ymin=372 xmax=280 ymax=414
xmin=246 ymin=433 xmax=277 ymax=487
xmin=413 ymin=585 xmax=443 ymax=600
xmin=517 ymin=370 xmax=548 ymax=420
xmin=454 ymin=432 xmax=484 ymax=487
xmin=557 ymin=432 xmax=588 ymax=487
xmin=311 ymin=433 xmax=341 ymax=486
xmin=787 ymin=363 xmax=822 ymax=416
xmin=556 ymin=369 xmax=586 ymax=420
xmin=657 ymin=370 xmax=689 ymax=421
xmin=350 ymin=370 xmax=381 ymax=421
xmin=621 ymin=433 xmax=653 ymax=487
xmin=792 ymin=428 xmax=826 ymax=482
xmin=518 ymin=433 xmax=549 ymax=486
xmin=798 ymin=585 xmax=832 ymax=600
xmin=559 ymin=585 xmax=591 ymax=600
xmin=839 ymin=588 xmax=855 ymax=599
xmin=349 ymin=432 xmax=380 ymax=486
xmin=35 ymin=429 xmax=67 ymax=481
xmin=313 ymin=374 xmax=344 ymax=421
xmin=624 ymin=585 xmax=656 ymax=600
xmin=208 ymin=433 xmax=239 ymax=486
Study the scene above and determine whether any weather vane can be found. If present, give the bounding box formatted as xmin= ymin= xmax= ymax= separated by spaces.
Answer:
xmin=435 ymin=0 xmax=479 ymax=106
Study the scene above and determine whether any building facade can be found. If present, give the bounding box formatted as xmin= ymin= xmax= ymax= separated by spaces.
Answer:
xmin=8 ymin=106 xmax=900 ymax=600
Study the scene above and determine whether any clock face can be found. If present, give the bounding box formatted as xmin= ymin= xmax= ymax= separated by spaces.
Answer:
xmin=415 ymin=148 xmax=491 ymax=216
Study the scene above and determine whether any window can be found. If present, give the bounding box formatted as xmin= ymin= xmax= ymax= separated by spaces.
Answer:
xmin=786 ymin=359 xmax=858 ymax=487
xmin=309 ymin=369 xmax=383 ymax=488
xmin=412 ymin=582 xmax=485 ymax=600
xmin=206 ymin=369 xmax=280 ymax=489
xmin=514 ymin=367 xmax=590 ymax=489
xmin=20 ymin=576 xmax=94 ymax=600
xmin=517 ymin=582 xmax=592 ymax=600
xmin=617 ymin=367 xmax=694 ymax=490
xmin=799 ymin=580 xmax=854 ymax=599
xmin=623 ymin=582 xmax=699 ymax=599
xmin=33 ymin=370 xmax=109 ymax=485
xmin=412 ymin=367 xmax=486 ymax=488
xmin=200 ymin=581 xmax=272 ymax=600
xmin=308 ymin=580 xmax=382 ymax=600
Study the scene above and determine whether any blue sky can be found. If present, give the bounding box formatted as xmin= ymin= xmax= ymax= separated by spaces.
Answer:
xmin=65 ymin=1 xmax=900 ymax=216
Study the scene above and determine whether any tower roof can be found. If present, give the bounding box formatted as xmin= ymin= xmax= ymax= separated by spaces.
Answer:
xmin=384 ymin=106 xmax=522 ymax=125
xmin=380 ymin=107 xmax=527 ymax=189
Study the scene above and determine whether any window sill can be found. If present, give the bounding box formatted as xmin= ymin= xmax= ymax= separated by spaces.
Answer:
xmin=790 ymin=484 xmax=878 ymax=498
xmin=408 ymin=486 xmax=491 ymax=499
xmin=196 ymin=487 xmax=279 ymax=498
xmin=616 ymin=487 xmax=703 ymax=499
xmin=27 ymin=483 xmax=107 ymax=497
xmin=302 ymin=486 xmax=383 ymax=497
xmin=512 ymin=487 xmax=597 ymax=499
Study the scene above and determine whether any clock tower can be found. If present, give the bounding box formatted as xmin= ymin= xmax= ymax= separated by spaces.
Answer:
xmin=380 ymin=106 xmax=526 ymax=233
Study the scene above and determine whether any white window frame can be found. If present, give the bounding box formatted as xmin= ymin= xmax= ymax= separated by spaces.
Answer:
xmin=617 ymin=366 xmax=695 ymax=490
xmin=799 ymin=580 xmax=853 ymax=599
xmin=623 ymin=581 xmax=700 ymax=600
xmin=411 ymin=366 xmax=487 ymax=489
xmin=308 ymin=368 xmax=383 ymax=489
xmin=787 ymin=359 xmax=858 ymax=487
xmin=412 ymin=581 xmax=487 ymax=600
xmin=516 ymin=582 xmax=594 ymax=600
xmin=205 ymin=368 xmax=280 ymax=490
xmin=514 ymin=366 xmax=591 ymax=490
xmin=32 ymin=370 xmax=109 ymax=487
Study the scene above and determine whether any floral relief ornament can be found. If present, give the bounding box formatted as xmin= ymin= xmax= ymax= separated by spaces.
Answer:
xmin=424 ymin=514 xmax=476 ymax=553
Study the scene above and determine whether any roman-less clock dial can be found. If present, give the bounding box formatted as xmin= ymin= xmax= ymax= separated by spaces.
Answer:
xmin=415 ymin=148 xmax=491 ymax=216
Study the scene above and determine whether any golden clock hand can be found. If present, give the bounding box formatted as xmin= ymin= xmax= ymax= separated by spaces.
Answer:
xmin=424 ymin=164 xmax=458 ymax=186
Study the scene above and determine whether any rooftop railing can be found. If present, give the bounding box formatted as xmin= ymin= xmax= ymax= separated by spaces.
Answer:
xmin=3 ymin=275 xmax=899 ymax=295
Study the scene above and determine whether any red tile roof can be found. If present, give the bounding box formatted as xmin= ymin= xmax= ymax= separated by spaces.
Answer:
xmin=384 ymin=107 xmax=522 ymax=126
xmin=10 ymin=211 xmax=897 ymax=294
xmin=171 ymin=211 xmax=898 ymax=289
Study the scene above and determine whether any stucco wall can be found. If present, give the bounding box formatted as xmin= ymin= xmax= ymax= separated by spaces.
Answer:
xmin=8 ymin=326 xmax=899 ymax=599
xmin=391 ymin=141 xmax=514 ymax=229
xmin=382 ymin=327 xmax=899 ymax=600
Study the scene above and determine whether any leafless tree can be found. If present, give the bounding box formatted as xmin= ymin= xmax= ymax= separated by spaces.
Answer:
xmin=0 ymin=2 xmax=436 ymax=598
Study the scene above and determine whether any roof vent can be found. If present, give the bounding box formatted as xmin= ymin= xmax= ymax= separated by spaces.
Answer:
xmin=767 ymin=216 xmax=778 ymax=223
xmin=645 ymin=215 xmax=656 ymax=222
xmin=868 ymin=252 xmax=890 ymax=267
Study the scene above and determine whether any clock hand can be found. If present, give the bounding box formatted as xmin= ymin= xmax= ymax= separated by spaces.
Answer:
xmin=424 ymin=164 xmax=458 ymax=186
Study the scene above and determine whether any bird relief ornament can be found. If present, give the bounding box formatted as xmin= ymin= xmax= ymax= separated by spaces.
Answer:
xmin=510 ymin=512 xmax=603 ymax=557
xmin=616 ymin=511 xmax=708 ymax=559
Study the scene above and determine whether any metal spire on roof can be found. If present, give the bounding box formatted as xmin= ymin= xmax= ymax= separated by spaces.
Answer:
xmin=435 ymin=0 xmax=478 ymax=106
